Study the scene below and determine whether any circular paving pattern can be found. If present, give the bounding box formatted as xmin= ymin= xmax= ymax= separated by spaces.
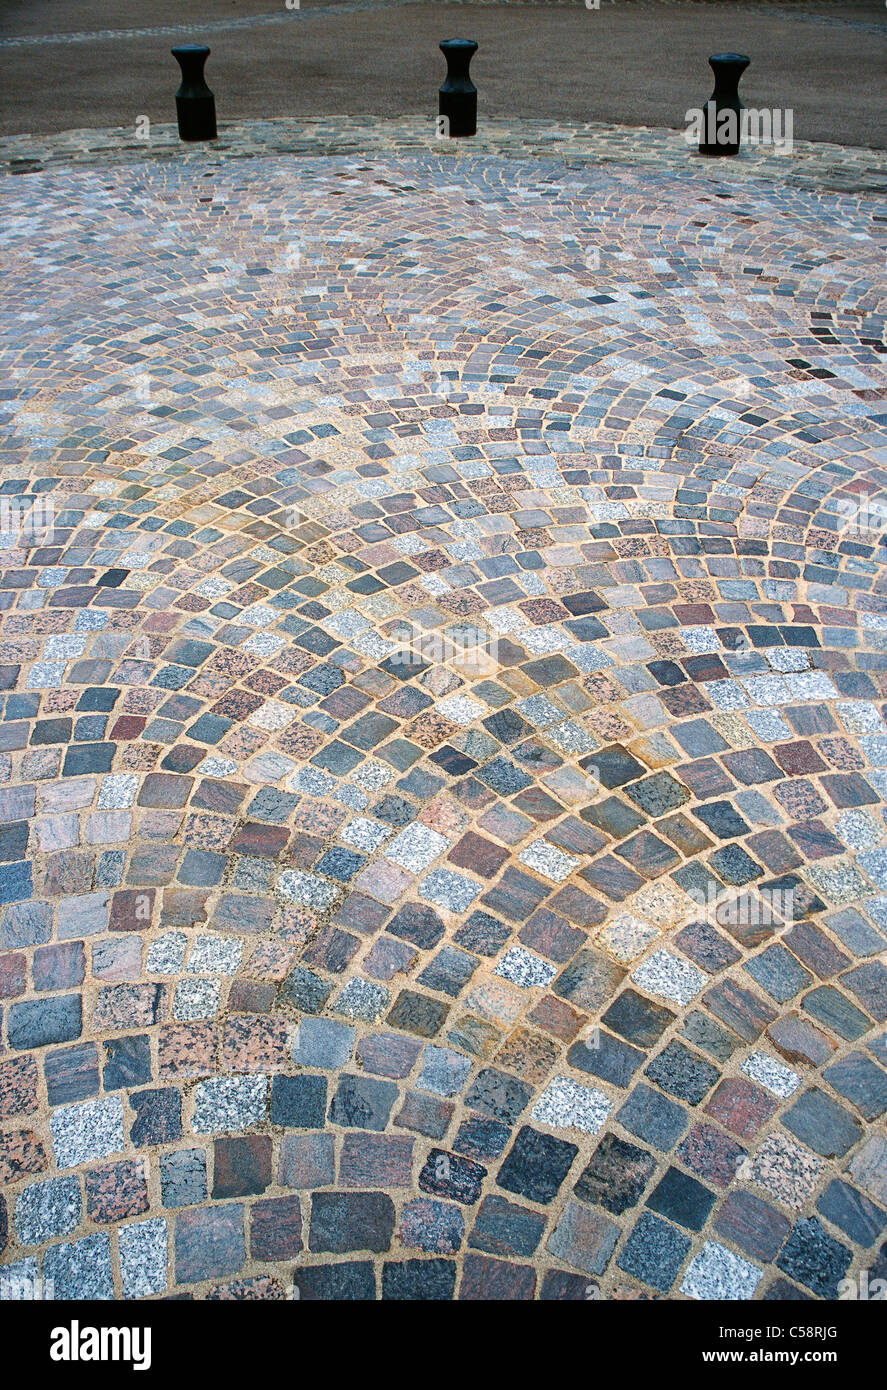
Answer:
xmin=0 ymin=146 xmax=886 ymax=1301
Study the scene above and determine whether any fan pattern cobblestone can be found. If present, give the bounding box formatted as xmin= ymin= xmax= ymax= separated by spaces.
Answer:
xmin=0 ymin=128 xmax=885 ymax=1300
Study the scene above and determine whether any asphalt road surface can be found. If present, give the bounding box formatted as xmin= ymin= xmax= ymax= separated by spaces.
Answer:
xmin=0 ymin=0 xmax=884 ymax=146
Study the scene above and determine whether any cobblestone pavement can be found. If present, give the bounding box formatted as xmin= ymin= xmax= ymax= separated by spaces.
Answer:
xmin=3 ymin=117 xmax=886 ymax=195
xmin=0 ymin=126 xmax=886 ymax=1303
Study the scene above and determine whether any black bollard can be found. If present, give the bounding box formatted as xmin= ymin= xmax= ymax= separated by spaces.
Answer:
xmin=172 ymin=45 xmax=217 ymax=142
xmin=699 ymin=52 xmax=750 ymax=157
xmin=439 ymin=38 xmax=478 ymax=138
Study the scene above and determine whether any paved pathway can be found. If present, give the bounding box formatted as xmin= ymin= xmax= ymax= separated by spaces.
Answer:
xmin=0 ymin=123 xmax=885 ymax=1302
xmin=4 ymin=116 xmax=886 ymax=196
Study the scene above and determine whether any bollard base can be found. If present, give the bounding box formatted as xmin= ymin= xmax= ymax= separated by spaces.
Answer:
xmin=699 ymin=141 xmax=740 ymax=158
xmin=439 ymin=95 xmax=477 ymax=139
xmin=175 ymin=96 xmax=217 ymax=143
